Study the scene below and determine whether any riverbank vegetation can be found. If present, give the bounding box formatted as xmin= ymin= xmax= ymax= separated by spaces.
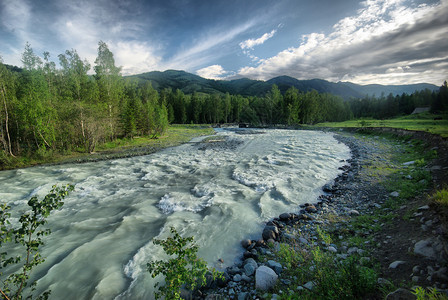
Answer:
xmin=1 ymin=41 xmax=447 ymax=170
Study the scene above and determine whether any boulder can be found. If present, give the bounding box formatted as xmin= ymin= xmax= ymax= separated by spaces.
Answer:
xmin=305 ymin=205 xmax=317 ymax=213
xmin=279 ymin=213 xmax=291 ymax=221
xmin=266 ymin=260 xmax=283 ymax=274
xmin=241 ymin=239 xmax=252 ymax=249
xmin=262 ymin=225 xmax=279 ymax=241
xmin=243 ymin=258 xmax=258 ymax=276
xmin=255 ymin=266 xmax=278 ymax=291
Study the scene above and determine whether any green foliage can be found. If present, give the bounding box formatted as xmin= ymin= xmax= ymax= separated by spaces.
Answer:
xmin=432 ymin=188 xmax=448 ymax=207
xmin=147 ymin=227 xmax=222 ymax=299
xmin=413 ymin=286 xmax=448 ymax=300
xmin=0 ymin=184 xmax=74 ymax=300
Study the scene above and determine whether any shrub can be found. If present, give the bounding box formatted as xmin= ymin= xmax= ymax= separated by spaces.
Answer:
xmin=147 ymin=227 xmax=222 ymax=299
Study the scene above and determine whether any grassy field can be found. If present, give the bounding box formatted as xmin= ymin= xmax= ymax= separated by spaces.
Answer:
xmin=315 ymin=112 xmax=448 ymax=137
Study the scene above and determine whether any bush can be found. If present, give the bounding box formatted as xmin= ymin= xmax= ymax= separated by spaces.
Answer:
xmin=0 ymin=184 xmax=74 ymax=300
xmin=147 ymin=227 xmax=222 ymax=299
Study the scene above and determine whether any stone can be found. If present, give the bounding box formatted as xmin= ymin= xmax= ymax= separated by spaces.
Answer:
xmin=347 ymin=247 xmax=359 ymax=254
xmin=303 ymin=281 xmax=315 ymax=290
xmin=241 ymin=239 xmax=252 ymax=249
xmin=233 ymin=274 xmax=242 ymax=282
xmin=403 ymin=161 xmax=416 ymax=166
xmin=205 ymin=294 xmax=226 ymax=300
xmin=386 ymin=288 xmax=417 ymax=300
xmin=390 ymin=191 xmax=400 ymax=198
xmin=348 ymin=209 xmax=360 ymax=216
xmin=389 ymin=261 xmax=406 ymax=269
xmin=412 ymin=276 xmax=420 ymax=282
xmin=282 ymin=232 xmax=296 ymax=241
xmin=238 ymin=292 xmax=250 ymax=300
xmin=243 ymin=258 xmax=258 ymax=276
xmin=327 ymin=246 xmax=337 ymax=253
xmin=255 ymin=266 xmax=278 ymax=291
xmin=241 ymin=274 xmax=252 ymax=283
xmin=263 ymin=225 xmax=279 ymax=241
xmin=377 ymin=278 xmax=392 ymax=286
xmin=414 ymin=239 xmax=437 ymax=259
xmin=298 ymin=237 xmax=309 ymax=245
xmin=305 ymin=205 xmax=317 ymax=213
xmin=279 ymin=213 xmax=291 ymax=221
xmin=266 ymin=260 xmax=283 ymax=274
xmin=418 ymin=205 xmax=430 ymax=211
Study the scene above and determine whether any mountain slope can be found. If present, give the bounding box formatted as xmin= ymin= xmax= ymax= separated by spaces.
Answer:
xmin=126 ymin=70 xmax=439 ymax=99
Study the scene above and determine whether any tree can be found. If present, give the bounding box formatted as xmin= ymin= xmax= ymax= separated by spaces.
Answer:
xmin=0 ymin=57 xmax=16 ymax=157
xmin=94 ymin=41 xmax=123 ymax=140
xmin=147 ymin=227 xmax=222 ymax=299
xmin=0 ymin=184 xmax=74 ymax=299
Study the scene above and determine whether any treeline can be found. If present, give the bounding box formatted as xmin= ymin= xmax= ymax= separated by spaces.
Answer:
xmin=349 ymin=85 xmax=448 ymax=119
xmin=162 ymin=86 xmax=352 ymax=125
xmin=0 ymin=41 xmax=169 ymax=163
xmin=1 ymin=41 xmax=447 ymax=164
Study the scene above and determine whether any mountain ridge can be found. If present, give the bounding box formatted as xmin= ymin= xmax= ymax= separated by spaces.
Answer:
xmin=118 ymin=69 xmax=439 ymax=99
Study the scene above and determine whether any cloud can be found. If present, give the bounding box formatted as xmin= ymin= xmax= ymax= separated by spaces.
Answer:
xmin=163 ymin=20 xmax=257 ymax=71
xmin=112 ymin=41 xmax=162 ymax=75
xmin=239 ymin=29 xmax=277 ymax=50
xmin=196 ymin=64 xmax=233 ymax=80
xmin=238 ymin=0 xmax=448 ymax=85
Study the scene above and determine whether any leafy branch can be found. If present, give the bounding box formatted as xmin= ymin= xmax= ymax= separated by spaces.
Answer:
xmin=0 ymin=184 xmax=74 ymax=300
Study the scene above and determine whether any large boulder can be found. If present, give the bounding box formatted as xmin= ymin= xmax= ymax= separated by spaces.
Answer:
xmin=255 ymin=266 xmax=278 ymax=291
xmin=262 ymin=225 xmax=279 ymax=241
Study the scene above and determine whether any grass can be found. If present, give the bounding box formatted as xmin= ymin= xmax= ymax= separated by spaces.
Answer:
xmin=431 ymin=188 xmax=448 ymax=208
xmin=315 ymin=112 xmax=448 ymax=137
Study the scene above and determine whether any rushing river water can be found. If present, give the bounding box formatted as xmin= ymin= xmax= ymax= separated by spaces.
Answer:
xmin=0 ymin=129 xmax=350 ymax=299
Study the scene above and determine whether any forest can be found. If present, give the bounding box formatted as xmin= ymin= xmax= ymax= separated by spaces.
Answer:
xmin=0 ymin=41 xmax=447 ymax=165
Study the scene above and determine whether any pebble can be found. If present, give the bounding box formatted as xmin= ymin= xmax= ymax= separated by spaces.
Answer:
xmin=389 ymin=261 xmax=406 ymax=269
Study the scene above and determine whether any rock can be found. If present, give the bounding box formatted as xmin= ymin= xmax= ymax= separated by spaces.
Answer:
xmin=377 ymin=278 xmax=392 ymax=286
xmin=233 ymin=274 xmax=242 ymax=282
xmin=298 ymin=237 xmax=309 ymax=245
xmin=433 ymin=267 xmax=448 ymax=281
xmin=390 ymin=191 xmax=400 ymax=198
xmin=228 ymin=266 xmax=241 ymax=275
xmin=243 ymin=258 xmax=258 ymax=276
xmin=418 ymin=205 xmax=430 ymax=211
xmin=348 ymin=209 xmax=360 ymax=216
xmin=266 ymin=260 xmax=283 ymax=274
xmin=241 ymin=239 xmax=252 ymax=249
xmin=389 ymin=261 xmax=406 ymax=269
xmin=180 ymin=288 xmax=193 ymax=300
xmin=305 ymin=205 xmax=317 ymax=213
xmin=327 ymin=246 xmax=337 ymax=253
xmin=279 ymin=213 xmax=291 ymax=221
xmin=263 ymin=225 xmax=279 ymax=241
xmin=347 ymin=247 xmax=359 ymax=254
xmin=414 ymin=238 xmax=440 ymax=260
xmin=412 ymin=276 xmax=420 ymax=282
xmin=238 ymin=292 xmax=250 ymax=300
xmin=255 ymin=266 xmax=278 ymax=291
xmin=303 ymin=281 xmax=315 ymax=290
xmin=403 ymin=161 xmax=416 ymax=166
xmin=386 ymin=288 xmax=416 ymax=300
xmin=205 ymin=294 xmax=226 ymax=300
xmin=241 ymin=274 xmax=252 ymax=282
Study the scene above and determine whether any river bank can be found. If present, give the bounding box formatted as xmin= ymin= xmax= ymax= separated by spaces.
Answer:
xmin=199 ymin=129 xmax=448 ymax=299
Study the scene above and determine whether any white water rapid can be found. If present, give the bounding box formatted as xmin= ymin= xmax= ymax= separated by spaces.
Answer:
xmin=0 ymin=129 xmax=350 ymax=299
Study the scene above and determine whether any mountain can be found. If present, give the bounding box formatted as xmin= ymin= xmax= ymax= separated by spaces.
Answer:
xmin=126 ymin=70 xmax=439 ymax=99
xmin=339 ymin=82 xmax=439 ymax=97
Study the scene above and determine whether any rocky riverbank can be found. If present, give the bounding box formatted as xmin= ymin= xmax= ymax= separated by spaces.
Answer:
xmin=197 ymin=129 xmax=448 ymax=299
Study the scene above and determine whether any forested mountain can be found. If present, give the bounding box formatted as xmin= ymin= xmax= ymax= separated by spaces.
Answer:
xmin=340 ymin=82 xmax=439 ymax=97
xmin=127 ymin=70 xmax=439 ymax=99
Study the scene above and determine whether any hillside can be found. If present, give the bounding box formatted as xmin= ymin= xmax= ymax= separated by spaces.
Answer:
xmin=126 ymin=70 xmax=439 ymax=99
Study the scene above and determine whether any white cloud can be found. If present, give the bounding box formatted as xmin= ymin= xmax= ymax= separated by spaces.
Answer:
xmin=239 ymin=29 xmax=277 ymax=50
xmin=238 ymin=0 xmax=448 ymax=85
xmin=163 ymin=20 xmax=257 ymax=71
xmin=196 ymin=64 xmax=233 ymax=80
xmin=112 ymin=41 xmax=162 ymax=75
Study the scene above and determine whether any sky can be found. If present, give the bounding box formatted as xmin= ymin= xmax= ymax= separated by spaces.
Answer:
xmin=0 ymin=0 xmax=447 ymax=85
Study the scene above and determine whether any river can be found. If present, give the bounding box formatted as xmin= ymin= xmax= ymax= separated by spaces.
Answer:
xmin=0 ymin=129 xmax=350 ymax=299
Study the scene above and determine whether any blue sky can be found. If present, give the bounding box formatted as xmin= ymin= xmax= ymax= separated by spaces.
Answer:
xmin=0 ymin=0 xmax=447 ymax=85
